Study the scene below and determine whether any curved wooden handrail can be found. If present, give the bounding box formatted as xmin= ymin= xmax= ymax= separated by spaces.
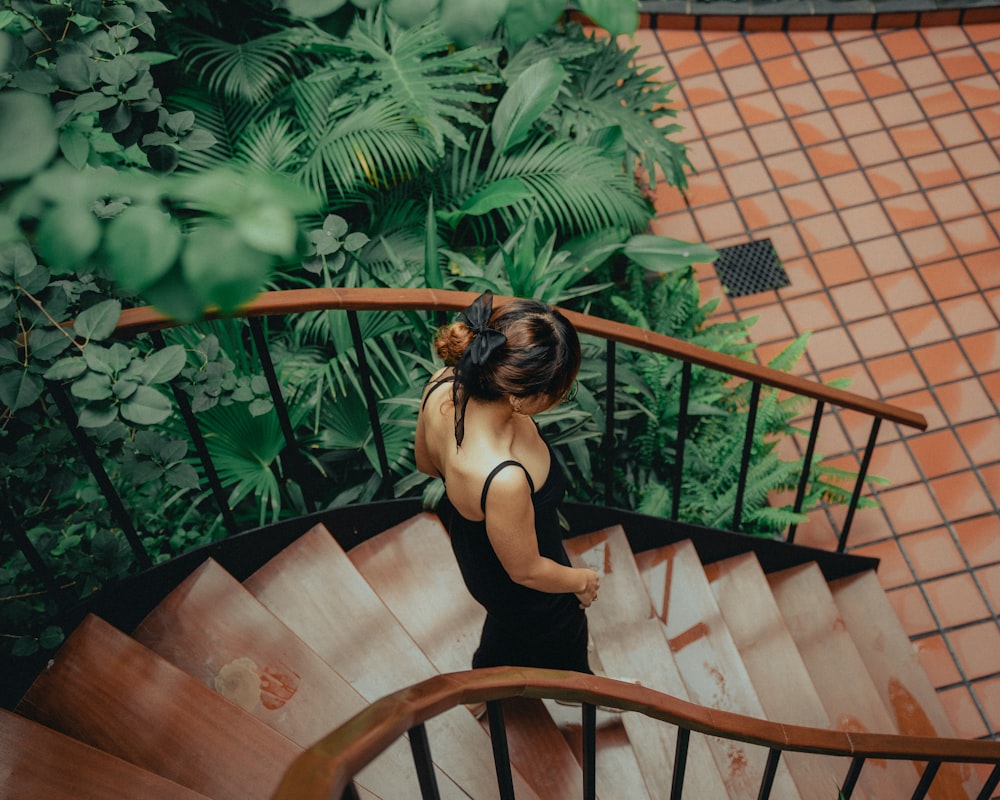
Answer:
xmin=272 ymin=667 xmax=1000 ymax=799
xmin=115 ymin=287 xmax=927 ymax=430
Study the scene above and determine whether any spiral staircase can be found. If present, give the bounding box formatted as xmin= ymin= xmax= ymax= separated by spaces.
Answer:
xmin=3 ymin=289 xmax=1000 ymax=799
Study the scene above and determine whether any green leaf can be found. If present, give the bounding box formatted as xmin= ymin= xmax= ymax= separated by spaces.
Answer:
xmin=11 ymin=636 xmax=38 ymax=657
xmin=578 ymin=0 xmax=639 ymax=36
xmin=166 ymin=462 xmax=199 ymax=490
xmin=502 ymin=0 xmax=564 ymax=48
xmin=59 ymin=128 xmax=91 ymax=170
xmin=104 ymin=206 xmax=181 ymax=292
xmin=141 ymin=345 xmax=186 ymax=385
xmin=120 ymin=384 xmax=172 ymax=425
xmin=34 ymin=203 xmax=103 ymax=274
xmin=70 ymin=371 xmax=113 ymax=400
xmin=234 ymin=204 xmax=298 ymax=258
xmin=623 ymin=235 xmax=718 ymax=273
xmin=439 ymin=0 xmax=508 ymax=47
xmin=384 ymin=0 xmax=438 ymax=27
xmin=11 ymin=248 xmax=50 ymax=295
xmin=0 ymin=340 xmax=19 ymax=367
xmin=39 ymin=626 xmax=65 ymax=650
xmin=43 ymin=357 xmax=88 ymax=381
xmin=73 ymin=91 xmax=118 ymax=114
xmin=78 ymin=401 xmax=118 ymax=428
xmin=57 ymin=51 xmax=98 ymax=91
xmin=74 ymin=299 xmax=122 ymax=342
xmin=493 ymin=57 xmax=565 ymax=153
xmin=0 ymin=91 xmax=58 ymax=181
xmin=27 ymin=327 xmax=72 ymax=361
xmin=0 ymin=370 xmax=43 ymax=410
xmin=442 ymin=178 xmax=532 ymax=226
xmin=181 ymin=222 xmax=272 ymax=313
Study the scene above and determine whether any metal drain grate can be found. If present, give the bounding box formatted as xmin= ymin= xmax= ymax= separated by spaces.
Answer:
xmin=714 ymin=239 xmax=789 ymax=297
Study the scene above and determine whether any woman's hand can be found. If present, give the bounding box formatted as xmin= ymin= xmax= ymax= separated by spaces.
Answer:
xmin=575 ymin=568 xmax=600 ymax=609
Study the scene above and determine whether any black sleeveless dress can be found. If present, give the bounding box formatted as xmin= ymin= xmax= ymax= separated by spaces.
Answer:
xmin=424 ymin=376 xmax=591 ymax=674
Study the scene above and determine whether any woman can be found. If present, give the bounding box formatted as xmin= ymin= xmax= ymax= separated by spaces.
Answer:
xmin=415 ymin=291 xmax=600 ymax=674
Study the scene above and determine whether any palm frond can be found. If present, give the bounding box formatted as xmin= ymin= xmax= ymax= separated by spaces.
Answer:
xmin=167 ymin=86 xmax=261 ymax=172
xmin=176 ymin=28 xmax=309 ymax=105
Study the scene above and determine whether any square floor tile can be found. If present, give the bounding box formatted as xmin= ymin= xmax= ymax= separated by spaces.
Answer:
xmin=680 ymin=72 xmax=728 ymax=106
xmin=822 ymin=172 xmax=878 ymax=209
xmin=962 ymin=329 xmax=1000 ymax=374
xmin=750 ymin=119 xmax=800 ymax=156
xmin=858 ymin=64 xmax=908 ymax=98
xmin=895 ymin=54 xmax=948 ymax=89
xmin=926 ymin=184 xmax=981 ymax=223
xmin=935 ymin=377 xmax=998 ymax=425
xmin=737 ymin=191 xmax=790 ymax=230
xmin=668 ymin=44 xmax=716 ymax=77
xmin=925 ymin=573 xmax=992 ymax=628
xmin=849 ymin=316 xmax=907 ymax=360
xmin=841 ymin=37 xmax=892 ymax=69
xmin=875 ymin=271 xmax=932 ymax=311
xmin=791 ymin=110 xmax=841 ymax=146
xmin=954 ymin=416 xmax=1000 ymax=470
xmin=900 ymin=526 xmax=968 ymax=578
xmin=954 ymin=73 xmax=1000 ymax=109
xmin=781 ymin=181 xmax=834 ymax=218
xmin=816 ymin=73 xmax=867 ymax=106
xmin=915 ymin=340 xmax=976 ymax=385
xmin=746 ymin=31 xmax=796 ymax=61
xmin=784 ymin=292 xmax=841 ymax=332
xmin=915 ymin=634 xmax=964 ymax=688
xmin=722 ymin=161 xmax=775 ymax=196
xmin=744 ymin=304 xmax=796 ymax=343
xmin=812 ymin=246 xmax=867 ymax=286
xmin=969 ymin=175 xmax=1000 ymax=212
xmin=913 ymin=84 xmax=967 ymax=119
xmin=765 ymin=150 xmax=818 ymax=186
xmin=887 ymin=388 xmax=946 ymax=431
xmin=775 ymin=82 xmax=826 ymax=116
xmin=919 ymin=260 xmax=978 ymax=300
xmin=932 ymin=111 xmax=984 ymax=148
xmin=973 ymin=674 xmax=1000 ymax=737
xmin=762 ymin=54 xmax=810 ymax=89
xmin=806 ymin=141 xmax=860 ymax=177
xmin=929 ymin=472 xmax=995 ymax=521
xmin=778 ymin=255 xmax=822 ymax=296
xmin=893 ymin=304 xmax=952 ymax=347
xmin=852 ymin=537 xmax=912 ymax=587
xmin=694 ymin=99 xmax=745 ymax=134
xmin=685 ymin=169 xmax=732 ymax=206
xmin=885 ymin=193 xmax=940 ymax=232
xmin=830 ymin=279 xmax=888 ymax=321
xmin=866 ymin=351 xmax=929 ymax=398
xmin=947 ymin=621 xmax=1000 ymax=681
xmin=890 ymin=121 xmax=945 ymax=159
xmin=797 ymin=212 xmax=851 ymax=252
xmin=720 ymin=62 xmax=769 ymax=96
xmin=953 ymin=514 xmax=1000 ymax=569
xmin=693 ymin=202 xmax=747 ymax=240
xmin=901 ymin=226 xmax=958 ymax=265
xmin=907 ymin=427 xmax=973 ymax=478
xmin=857 ymin=234 xmax=913 ymax=275
xmin=735 ymin=91 xmax=784 ymax=126
xmin=804 ymin=326 xmax=860 ymax=370
xmin=757 ymin=223 xmax=806 ymax=263
xmin=870 ymin=438 xmax=922 ymax=486
xmin=866 ymin=161 xmax=920 ymax=198
xmin=887 ymin=584 xmax=938 ymax=636
xmin=921 ymin=25 xmax=972 ymax=52
xmin=708 ymin=38 xmax=756 ymax=69
xmin=907 ymin=152 xmax=962 ymax=188
xmin=651 ymin=211 xmax=702 ymax=243
xmin=879 ymin=29 xmax=932 ymax=62
xmin=971 ymin=105 xmax=1000 ymax=139
xmin=937 ymin=684 xmax=991 ymax=739
xmin=708 ymin=130 xmax=758 ymax=166
xmin=937 ymin=47 xmax=989 ymax=81
xmin=840 ymin=202 xmax=895 ymax=243
xmin=949 ymin=142 xmax=1000 ymax=179
xmin=831 ymin=100 xmax=882 ymax=136
xmin=940 ymin=294 xmax=1000 ymax=336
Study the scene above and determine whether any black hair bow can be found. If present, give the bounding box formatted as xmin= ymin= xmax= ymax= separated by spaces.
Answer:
xmin=457 ymin=291 xmax=506 ymax=369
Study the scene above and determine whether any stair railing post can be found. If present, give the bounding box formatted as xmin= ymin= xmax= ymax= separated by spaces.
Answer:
xmin=911 ymin=761 xmax=940 ymax=800
xmin=581 ymin=702 xmax=597 ymax=800
xmin=47 ymin=381 xmax=152 ymax=570
xmin=669 ymin=726 xmax=690 ymax=800
xmin=840 ymin=756 xmax=865 ymax=799
xmin=148 ymin=330 xmax=238 ymax=538
xmin=975 ymin=763 xmax=1000 ymax=800
xmin=485 ymin=700 xmax=516 ymax=800
xmin=837 ymin=416 xmax=882 ymax=553
xmin=407 ymin=722 xmax=441 ymax=800
xmin=786 ymin=400 xmax=824 ymax=544
xmin=346 ymin=310 xmax=395 ymax=499
xmin=671 ymin=361 xmax=692 ymax=521
xmin=1 ymin=501 xmax=68 ymax=607
xmin=732 ymin=381 xmax=762 ymax=533
xmin=602 ymin=340 xmax=616 ymax=507
xmin=756 ymin=748 xmax=781 ymax=800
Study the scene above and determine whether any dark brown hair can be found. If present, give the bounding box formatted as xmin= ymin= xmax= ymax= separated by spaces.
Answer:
xmin=434 ymin=298 xmax=581 ymax=445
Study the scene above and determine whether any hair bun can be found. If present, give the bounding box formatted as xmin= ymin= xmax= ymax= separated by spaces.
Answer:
xmin=434 ymin=322 xmax=475 ymax=366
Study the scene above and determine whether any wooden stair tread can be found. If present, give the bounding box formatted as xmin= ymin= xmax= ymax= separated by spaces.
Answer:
xmin=769 ymin=562 xmax=924 ymax=799
xmin=830 ymin=570 xmax=977 ymax=800
xmin=132 ymin=558 xmax=467 ymax=800
xmin=350 ymin=513 xmax=587 ymax=800
xmin=14 ymin=615 xmax=301 ymax=800
xmin=0 ymin=708 xmax=211 ymax=800
xmin=565 ymin=527 xmax=728 ymax=799
xmin=707 ymin=552 xmax=852 ymax=800
xmin=244 ymin=522 xmax=544 ymax=800
xmin=636 ymin=540 xmax=800 ymax=800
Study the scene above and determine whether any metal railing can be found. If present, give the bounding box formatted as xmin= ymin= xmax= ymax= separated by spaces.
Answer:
xmin=272 ymin=667 xmax=1000 ymax=800
xmin=7 ymin=287 xmax=928 ymax=602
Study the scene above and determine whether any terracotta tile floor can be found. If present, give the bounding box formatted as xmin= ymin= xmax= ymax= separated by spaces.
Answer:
xmin=637 ymin=20 xmax=1000 ymax=742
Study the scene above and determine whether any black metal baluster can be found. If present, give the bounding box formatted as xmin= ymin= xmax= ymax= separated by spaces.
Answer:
xmin=837 ymin=416 xmax=882 ymax=552
xmin=672 ymin=361 xmax=692 ymax=521
xmin=787 ymin=400 xmax=824 ymax=544
xmin=975 ymin=763 xmax=1000 ymax=800
xmin=486 ymin=700 xmax=516 ymax=800
xmin=732 ymin=382 xmax=762 ymax=533
xmin=47 ymin=382 xmax=151 ymax=569
xmin=1 ymin=502 xmax=68 ymax=607
xmin=582 ymin=702 xmax=597 ymax=800
xmin=670 ymin=727 xmax=690 ymax=800
xmin=756 ymin=748 xmax=781 ymax=800
xmin=346 ymin=310 xmax=394 ymax=499
xmin=911 ymin=761 xmax=940 ymax=800
xmin=247 ymin=317 xmax=321 ymax=509
xmin=603 ymin=341 xmax=616 ymax=506
xmin=407 ymin=723 xmax=441 ymax=800
xmin=840 ymin=756 xmax=865 ymax=799
xmin=149 ymin=331 xmax=238 ymax=537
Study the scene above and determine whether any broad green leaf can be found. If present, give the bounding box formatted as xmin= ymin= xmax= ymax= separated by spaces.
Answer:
xmin=441 ymin=178 xmax=532 ymax=226
xmin=78 ymin=401 xmax=117 ymax=428
xmin=440 ymin=0 xmax=508 ymax=47
xmin=424 ymin=196 xmax=443 ymax=290
xmin=11 ymin=637 xmax=38 ymax=657
xmin=44 ymin=356 xmax=88 ymax=381
xmin=34 ymin=203 xmax=102 ymax=274
xmin=12 ymin=255 xmax=50 ymax=295
xmin=0 ymin=340 xmax=19 ymax=367
xmin=73 ymin=91 xmax=117 ymax=114
xmin=502 ymin=0 xmax=564 ymax=48
xmin=234 ymin=204 xmax=298 ymax=257
xmin=39 ymin=626 xmax=65 ymax=650
xmin=112 ymin=377 xmax=140 ymax=399
xmin=166 ymin=462 xmax=199 ymax=490
xmin=70 ymin=371 xmax=113 ymax=400
xmin=384 ymin=0 xmax=438 ymax=27
xmin=492 ymin=58 xmax=565 ymax=153
xmin=27 ymin=327 xmax=72 ymax=361
xmin=56 ymin=52 xmax=98 ymax=91
xmin=74 ymin=299 xmax=122 ymax=342
xmin=141 ymin=345 xmax=186 ymax=385
xmin=59 ymin=128 xmax=91 ymax=169
xmin=120 ymin=384 xmax=172 ymax=425
xmin=104 ymin=206 xmax=181 ymax=292
xmin=0 ymin=369 xmax=43 ymax=410
xmin=0 ymin=92 xmax=58 ymax=181
xmin=12 ymin=69 xmax=58 ymax=94
xmin=181 ymin=222 xmax=272 ymax=313
xmin=623 ymin=235 xmax=718 ymax=273
xmin=578 ymin=0 xmax=639 ymax=36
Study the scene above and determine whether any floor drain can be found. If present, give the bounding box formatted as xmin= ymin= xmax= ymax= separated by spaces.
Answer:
xmin=714 ymin=239 xmax=789 ymax=297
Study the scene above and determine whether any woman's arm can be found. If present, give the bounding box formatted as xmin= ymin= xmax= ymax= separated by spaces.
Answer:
xmin=484 ymin=469 xmax=600 ymax=607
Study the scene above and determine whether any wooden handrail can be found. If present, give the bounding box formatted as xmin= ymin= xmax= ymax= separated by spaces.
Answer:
xmin=114 ymin=288 xmax=927 ymax=431
xmin=272 ymin=667 xmax=1000 ymax=799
